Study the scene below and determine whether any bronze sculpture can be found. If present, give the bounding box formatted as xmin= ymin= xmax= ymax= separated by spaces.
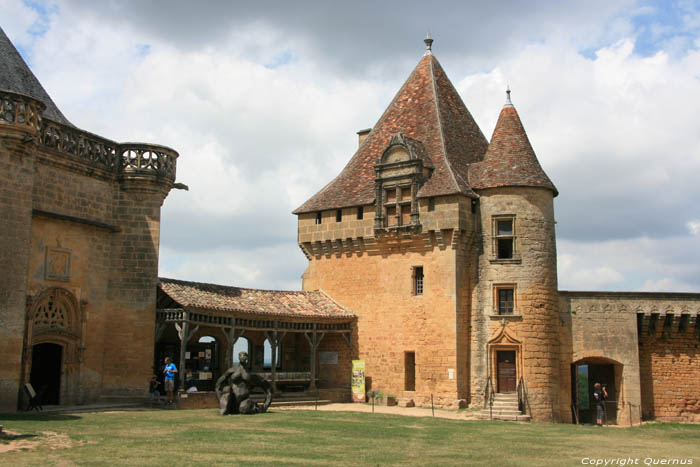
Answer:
xmin=215 ymin=351 xmax=272 ymax=415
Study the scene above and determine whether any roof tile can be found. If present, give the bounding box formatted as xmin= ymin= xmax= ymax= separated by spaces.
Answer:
xmin=293 ymin=54 xmax=488 ymax=214
xmin=158 ymin=278 xmax=355 ymax=321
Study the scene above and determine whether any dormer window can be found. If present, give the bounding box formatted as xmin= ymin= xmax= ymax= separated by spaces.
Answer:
xmin=374 ymin=134 xmax=433 ymax=234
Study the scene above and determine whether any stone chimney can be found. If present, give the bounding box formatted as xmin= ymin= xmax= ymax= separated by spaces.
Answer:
xmin=357 ymin=128 xmax=371 ymax=147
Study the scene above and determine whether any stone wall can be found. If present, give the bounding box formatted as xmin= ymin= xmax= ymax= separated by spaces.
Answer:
xmin=299 ymin=194 xmax=476 ymax=408
xmin=558 ymin=291 xmax=700 ymax=425
xmin=1 ymin=101 xmax=175 ymax=410
xmin=0 ymin=131 xmax=35 ymax=412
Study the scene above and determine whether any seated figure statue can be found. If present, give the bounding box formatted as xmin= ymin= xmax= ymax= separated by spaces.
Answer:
xmin=215 ymin=351 xmax=272 ymax=415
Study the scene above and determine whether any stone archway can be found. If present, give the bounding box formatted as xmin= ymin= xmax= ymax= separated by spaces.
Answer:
xmin=24 ymin=287 xmax=82 ymax=406
xmin=571 ymin=356 xmax=622 ymax=425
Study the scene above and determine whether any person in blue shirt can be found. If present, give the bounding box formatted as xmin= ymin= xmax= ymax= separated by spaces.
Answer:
xmin=163 ymin=357 xmax=178 ymax=405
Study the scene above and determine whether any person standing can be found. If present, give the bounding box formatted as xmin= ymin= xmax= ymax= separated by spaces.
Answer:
xmin=163 ymin=357 xmax=178 ymax=405
xmin=148 ymin=375 xmax=161 ymax=405
xmin=593 ymin=382 xmax=608 ymax=426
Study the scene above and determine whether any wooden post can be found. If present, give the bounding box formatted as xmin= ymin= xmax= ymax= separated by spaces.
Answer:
xmin=304 ymin=324 xmax=325 ymax=391
xmin=175 ymin=319 xmax=189 ymax=393
xmin=175 ymin=315 xmax=198 ymax=393
xmin=266 ymin=327 xmax=287 ymax=394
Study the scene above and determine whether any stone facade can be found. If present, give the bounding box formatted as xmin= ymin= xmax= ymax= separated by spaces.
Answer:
xmin=0 ymin=88 xmax=177 ymax=411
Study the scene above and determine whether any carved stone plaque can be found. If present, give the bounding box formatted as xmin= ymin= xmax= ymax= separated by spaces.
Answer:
xmin=45 ymin=247 xmax=71 ymax=281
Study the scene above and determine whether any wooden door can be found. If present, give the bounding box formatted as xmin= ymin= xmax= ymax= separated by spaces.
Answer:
xmin=497 ymin=351 xmax=516 ymax=392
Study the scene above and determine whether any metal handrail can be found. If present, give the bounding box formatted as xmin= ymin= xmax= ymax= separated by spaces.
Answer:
xmin=485 ymin=376 xmax=495 ymax=419
xmin=517 ymin=377 xmax=530 ymax=416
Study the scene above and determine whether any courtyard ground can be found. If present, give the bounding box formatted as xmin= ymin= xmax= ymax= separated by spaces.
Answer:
xmin=1 ymin=404 xmax=698 ymax=466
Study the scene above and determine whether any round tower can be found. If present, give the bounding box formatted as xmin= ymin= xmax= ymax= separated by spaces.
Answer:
xmin=469 ymin=89 xmax=560 ymax=421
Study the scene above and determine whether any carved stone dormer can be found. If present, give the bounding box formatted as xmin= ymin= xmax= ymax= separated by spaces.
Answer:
xmin=374 ymin=134 xmax=433 ymax=234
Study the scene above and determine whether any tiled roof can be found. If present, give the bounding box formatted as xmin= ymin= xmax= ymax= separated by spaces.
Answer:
xmin=0 ymin=26 xmax=72 ymax=126
xmin=158 ymin=278 xmax=355 ymax=321
xmin=469 ymin=97 xmax=557 ymax=196
xmin=293 ymin=54 xmax=489 ymax=214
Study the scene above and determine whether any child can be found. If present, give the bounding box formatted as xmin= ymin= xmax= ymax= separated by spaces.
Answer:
xmin=149 ymin=375 xmax=161 ymax=404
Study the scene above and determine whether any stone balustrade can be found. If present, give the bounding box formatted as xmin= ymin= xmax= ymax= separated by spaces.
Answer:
xmin=0 ymin=89 xmax=177 ymax=181
xmin=0 ymin=89 xmax=44 ymax=132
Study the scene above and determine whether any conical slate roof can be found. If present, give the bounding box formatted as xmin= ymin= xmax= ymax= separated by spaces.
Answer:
xmin=293 ymin=52 xmax=488 ymax=214
xmin=0 ymin=26 xmax=72 ymax=126
xmin=469 ymin=93 xmax=557 ymax=196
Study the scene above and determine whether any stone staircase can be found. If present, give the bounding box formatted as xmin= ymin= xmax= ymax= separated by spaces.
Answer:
xmin=477 ymin=392 xmax=530 ymax=421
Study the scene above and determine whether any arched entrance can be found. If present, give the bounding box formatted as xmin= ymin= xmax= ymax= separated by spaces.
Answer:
xmin=25 ymin=287 xmax=82 ymax=406
xmin=572 ymin=357 xmax=620 ymax=425
xmin=30 ymin=343 xmax=62 ymax=405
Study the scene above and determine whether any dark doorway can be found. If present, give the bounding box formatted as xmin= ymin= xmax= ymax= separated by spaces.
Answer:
xmin=497 ymin=350 xmax=516 ymax=392
xmin=404 ymin=352 xmax=415 ymax=391
xmin=571 ymin=362 xmax=617 ymax=424
xmin=30 ymin=343 xmax=62 ymax=405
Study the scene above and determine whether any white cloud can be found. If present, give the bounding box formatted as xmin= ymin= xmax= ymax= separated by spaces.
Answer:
xmin=4 ymin=0 xmax=700 ymax=293
xmin=688 ymin=221 xmax=700 ymax=236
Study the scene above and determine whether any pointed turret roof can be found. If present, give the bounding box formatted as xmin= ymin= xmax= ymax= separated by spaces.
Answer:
xmin=0 ymin=26 xmax=72 ymax=126
xmin=469 ymin=90 xmax=557 ymax=196
xmin=293 ymin=44 xmax=488 ymax=214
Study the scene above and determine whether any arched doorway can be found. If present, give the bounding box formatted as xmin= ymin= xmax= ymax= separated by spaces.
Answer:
xmin=30 ymin=343 xmax=62 ymax=405
xmin=25 ymin=287 xmax=82 ymax=406
xmin=572 ymin=357 xmax=620 ymax=425
xmin=233 ymin=337 xmax=250 ymax=364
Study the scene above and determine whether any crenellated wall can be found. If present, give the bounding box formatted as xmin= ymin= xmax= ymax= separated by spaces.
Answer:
xmin=300 ymin=194 xmax=477 ymax=408
xmin=558 ymin=291 xmax=700 ymax=425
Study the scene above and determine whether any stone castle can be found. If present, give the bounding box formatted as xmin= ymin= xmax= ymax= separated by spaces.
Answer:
xmin=1 ymin=29 xmax=699 ymax=424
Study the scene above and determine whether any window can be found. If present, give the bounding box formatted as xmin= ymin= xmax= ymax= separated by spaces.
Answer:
xmin=497 ymin=287 xmax=515 ymax=315
xmin=413 ymin=266 xmax=424 ymax=295
xmin=336 ymin=209 xmax=342 ymax=222
xmin=428 ymin=197 xmax=435 ymax=212
xmin=386 ymin=205 xmax=397 ymax=226
xmin=383 ymin=186 xmax=413 ymax=227
xmin=401 ymin=205 xmax=411 ymax=225
xmin=494 ymin=217 xmax=515 ymax=259
xmin=357 ymin=206 xmax=364 ymax=220
xmin=404 ymin=352 xmax=415 ymax=391
xmin=315 ymin=212 xmax=322 ymax=225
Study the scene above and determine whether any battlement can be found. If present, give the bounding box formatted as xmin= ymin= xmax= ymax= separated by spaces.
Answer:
xmin=0 ymin=89 xmax=178 ymax=184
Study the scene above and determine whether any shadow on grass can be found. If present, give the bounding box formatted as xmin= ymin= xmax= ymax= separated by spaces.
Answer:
xmin=0 ymin=412 xmax=82 ymax=421
xmin=0 ymin=433 xmax=39 ymax=442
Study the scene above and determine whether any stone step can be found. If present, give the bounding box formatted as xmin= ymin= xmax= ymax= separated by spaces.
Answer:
xmin=477 ymin=411 xmax=531 ymax=422
xmin=491 ymin=400 xmax=519 ymax=407
xmin=493 ymin=393 xmax=518 ymax=400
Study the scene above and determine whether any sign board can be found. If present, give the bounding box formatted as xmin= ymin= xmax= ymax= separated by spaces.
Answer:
xmin=319 ymin=351 xmax=338 ymax=365
xmin=351 ymin=360 xmax=366 ymax=403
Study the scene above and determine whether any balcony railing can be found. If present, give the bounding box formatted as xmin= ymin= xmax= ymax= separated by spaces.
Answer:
xmin=0 ymin=90 xmax=177 ymax=181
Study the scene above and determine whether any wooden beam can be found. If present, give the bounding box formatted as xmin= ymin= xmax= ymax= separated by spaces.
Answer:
xmin=176 ymin=319 xmax=189 ymax=392
xmin=304 ymin=325 xmax=325 ymax=391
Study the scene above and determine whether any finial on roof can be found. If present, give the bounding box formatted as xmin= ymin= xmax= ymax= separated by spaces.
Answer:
xmin=424 ymin=32 xmax=433 ymax=56
xmin=504 ymin=85 xmax=513 ymax=107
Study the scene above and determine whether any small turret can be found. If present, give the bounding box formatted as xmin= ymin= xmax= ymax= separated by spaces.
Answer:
xmin=469 ymin=88 xmax=560 ymax=422
xmin=469 ymin=89 xmax=557 ymax=196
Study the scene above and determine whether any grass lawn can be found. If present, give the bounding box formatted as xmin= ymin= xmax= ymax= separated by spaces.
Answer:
xmin=1 ymin=408 xmax=699 ymax=466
